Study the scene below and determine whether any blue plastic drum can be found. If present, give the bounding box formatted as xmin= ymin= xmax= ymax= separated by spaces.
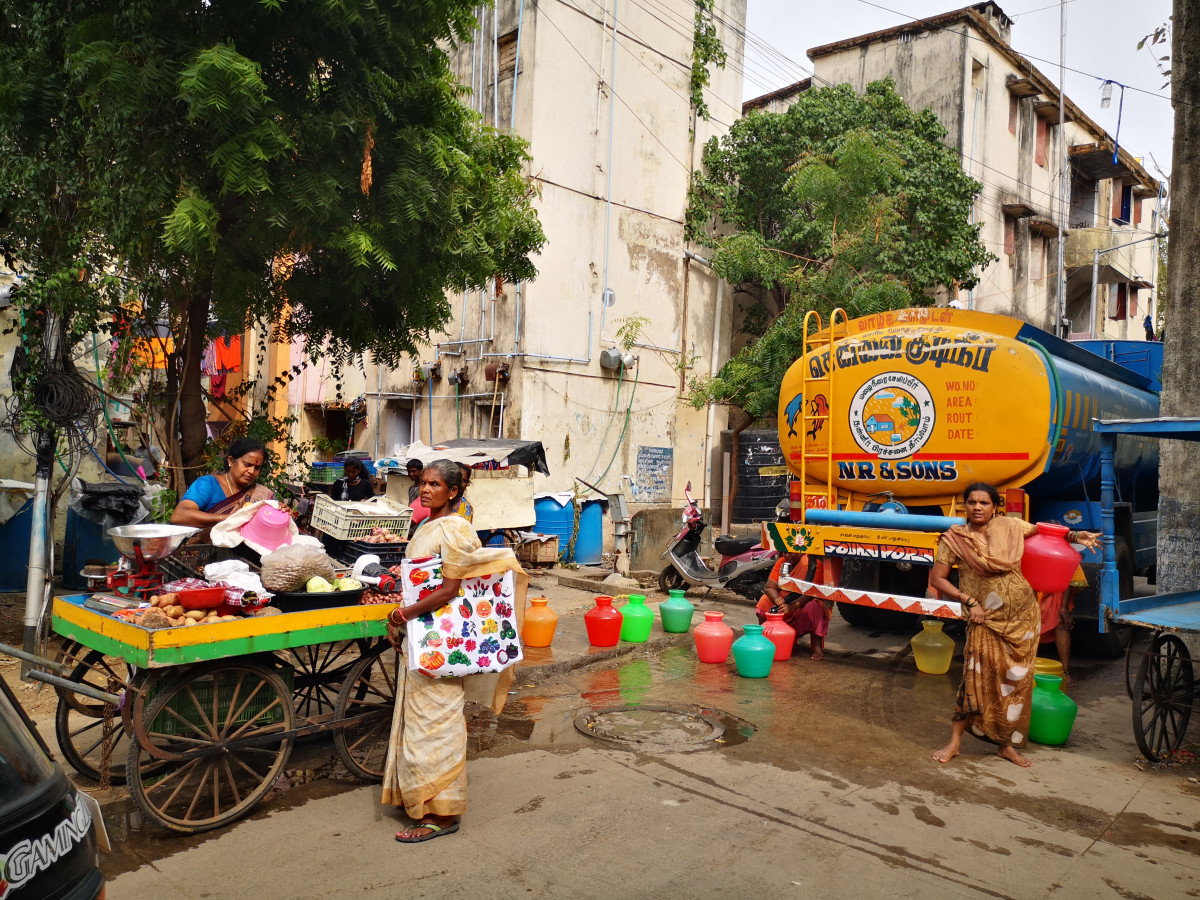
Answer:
xmin=533 ymin=497 xmax=604 ymax=565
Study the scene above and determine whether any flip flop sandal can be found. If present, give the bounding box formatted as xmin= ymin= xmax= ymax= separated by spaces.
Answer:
xmin=395 ymin=822 xmax=460 ymax=843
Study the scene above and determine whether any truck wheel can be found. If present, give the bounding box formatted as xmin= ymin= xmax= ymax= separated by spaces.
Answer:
xmin=1075 ymin=537 xmax=1134 ymax=660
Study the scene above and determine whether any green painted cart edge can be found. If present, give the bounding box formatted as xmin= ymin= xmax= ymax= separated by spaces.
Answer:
xmin=52 ymin=614 xmax=389 ymax=668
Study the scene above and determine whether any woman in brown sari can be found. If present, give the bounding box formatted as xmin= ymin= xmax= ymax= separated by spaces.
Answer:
xmin=929 ymin=483 xmax=1098 ymax=767
xmin=171 ymin=438 xmax=274 ymax=532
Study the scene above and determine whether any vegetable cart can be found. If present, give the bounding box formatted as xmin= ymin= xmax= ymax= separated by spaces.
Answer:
xmin=1096 ymin=418 xmax=1200 ymax=762
xmin=34 ymin=597 xmax=401 ymax=834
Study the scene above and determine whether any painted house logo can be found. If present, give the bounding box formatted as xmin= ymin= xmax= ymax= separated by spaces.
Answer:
xmin=849 ymin=372 xmax=935 ymax=459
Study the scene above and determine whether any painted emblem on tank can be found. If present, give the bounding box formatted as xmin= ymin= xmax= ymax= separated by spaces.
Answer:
xmin=849 ymin=372 xmax=936 ymax=459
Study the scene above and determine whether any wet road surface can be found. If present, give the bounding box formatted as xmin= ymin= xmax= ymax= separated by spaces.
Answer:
xmin=102 ymin=621 xmax=1200 ymax=898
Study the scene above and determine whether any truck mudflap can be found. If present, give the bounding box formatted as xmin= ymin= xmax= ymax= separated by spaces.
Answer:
xmin=778 ymin=575 xmax=963 ymax=620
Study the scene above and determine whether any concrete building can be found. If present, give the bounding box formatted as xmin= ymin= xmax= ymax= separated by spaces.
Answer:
xmin=744 ymin=2 xmax=1163 ymax=340
xmin=271 ymin=0 xmax=748 ymax=522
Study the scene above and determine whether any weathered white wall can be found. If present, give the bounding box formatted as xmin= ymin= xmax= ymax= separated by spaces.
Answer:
xmin=358 ymin=0 xmax=746 ymax=511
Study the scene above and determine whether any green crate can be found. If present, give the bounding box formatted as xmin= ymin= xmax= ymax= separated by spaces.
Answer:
xmin=309 ymin=463 xmax=343 ymax=483
xmin=148 ymin=666 xmax=294 ymax=737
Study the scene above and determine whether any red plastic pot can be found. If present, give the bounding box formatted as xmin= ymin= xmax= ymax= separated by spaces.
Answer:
xmin=584 ymin=596 xmax=622 ymax=647
xmin=761 ymin=611 xmax=796 ymax=661
xmin=1021 ymin=522 xmax=1081 ymax=593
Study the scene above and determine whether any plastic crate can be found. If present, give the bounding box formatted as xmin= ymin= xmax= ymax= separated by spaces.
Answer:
xmin=310 ymin=494 xmax=413 ymax=541
xmin=148 ymin=666 xmax=294 ymax=737
xmin=517 ymin=536 xmax=559 ymax=566
xmin=309 ymin=462 xmax=344 ymax=483
xmin=338 ymin=540 xmax=407 ymax=567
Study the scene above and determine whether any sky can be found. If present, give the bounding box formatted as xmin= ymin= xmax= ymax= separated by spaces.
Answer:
xmin=739 ymin=0 xmax=1175 ymax=182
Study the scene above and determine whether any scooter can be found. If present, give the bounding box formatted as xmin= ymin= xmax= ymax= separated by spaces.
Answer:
xmin=658 ymin=482 xmax=782 ymax=601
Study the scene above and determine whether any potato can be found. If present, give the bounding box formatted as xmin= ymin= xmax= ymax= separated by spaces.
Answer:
xmin=184 ymin=609 xmax=206 ymax=621
xmin=168 ymin=616 xmax=184 ymax=626
xmin=219 ymin=615 xmax=237 ymax=622
xmin=166 ymin=605 xmax=185 ymax=618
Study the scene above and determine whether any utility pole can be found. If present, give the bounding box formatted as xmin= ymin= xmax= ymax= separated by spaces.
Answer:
xmin=1055 ymin=0 xmax=1069 ymax=336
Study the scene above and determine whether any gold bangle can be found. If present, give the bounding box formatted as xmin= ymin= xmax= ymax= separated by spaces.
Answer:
xmin=389 ymin=607 xmax=406 ymax=626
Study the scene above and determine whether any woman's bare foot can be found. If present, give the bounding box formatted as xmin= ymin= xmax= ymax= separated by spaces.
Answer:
xmin=1062 ymin=671 xmax=1077 ymax=688
xmin=932 ymin=743 xmax=959 ymax=764
xmin=997 ymin=746 xmax=1032 ymax=768
xmin=396 ymin=815 xmax=459 ymax=842
xmin=810 ymin=638 xmax=824 ymax=660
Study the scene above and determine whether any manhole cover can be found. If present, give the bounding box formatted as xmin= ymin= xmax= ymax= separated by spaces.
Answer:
xmin=574 ymin=704 xmax=743 ymax=752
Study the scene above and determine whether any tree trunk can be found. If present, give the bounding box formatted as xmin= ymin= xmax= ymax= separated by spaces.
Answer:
xmin=178 ymin=287 xmax=211 ymax=488
xmin=1157 ymin=0 xmax=1200 ymax=593
xmin=725 ymin=416 xmax=752 ymax=533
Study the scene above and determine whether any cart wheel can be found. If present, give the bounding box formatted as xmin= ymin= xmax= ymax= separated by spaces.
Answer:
xmin=333 ymin=643 xmax=398 ymax=781
xmin=659 ymin=566 xmax=686 ymax=595
xmin=274 ymin=640 xmax=368 ymax=726
xmin=54 ymin=649 xmax=133 ymax=783
xmin=126 ymin=662 xmax=294 ymax=834
xmin=53 ymin=640 xmax=100 ymax=715
xmin=1132 ymin=634 xmax=1195 ymax=762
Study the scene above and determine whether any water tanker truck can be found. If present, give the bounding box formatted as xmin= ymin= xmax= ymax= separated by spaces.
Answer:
xmin=765 ymin=307 xmax=1161 ymax=657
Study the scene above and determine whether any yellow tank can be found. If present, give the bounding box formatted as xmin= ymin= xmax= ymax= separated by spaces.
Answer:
xmin=778 ymin=308 xmax=1055 ymax=507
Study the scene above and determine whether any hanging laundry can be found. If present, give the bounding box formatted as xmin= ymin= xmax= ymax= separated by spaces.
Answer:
xmin=201 ymin=340 xmax=219 ymax=375
xmin=210 ymin=372 xmax=227 ymax=399
xmin=128 ymin=335 xmax=174 ymax=369
xmin=214 ymin=335 xmax=242 ymax=372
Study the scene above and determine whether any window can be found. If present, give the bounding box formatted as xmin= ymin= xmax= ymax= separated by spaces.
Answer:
xmin=1008 ymin=95 xmax=1018 ymax=134
xmin=1130 ymin=287 xmax=1139 ymax=318
xmin=1133 ymin=196 xmax=1143 ymax=226
xmin=1111 ymin=181 xmax=1133 ymax=224
xmin=1108 ymin=283 xmax=1128 ymax=320
xmin=1003 ymin=215 xmax=1016 ymax=255
xmin=1030 ymin=234 xmax=1045 ymax=281
xmin=1035 ymin=117 xmax=1048 ymax=167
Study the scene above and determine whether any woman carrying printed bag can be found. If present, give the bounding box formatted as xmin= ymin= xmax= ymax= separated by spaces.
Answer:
xmin=381 ymin=459 xmax=528 ymax=844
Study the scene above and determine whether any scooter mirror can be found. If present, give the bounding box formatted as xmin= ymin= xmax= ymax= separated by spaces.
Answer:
xmin=684 ymin=481 xmax=693 ymax=505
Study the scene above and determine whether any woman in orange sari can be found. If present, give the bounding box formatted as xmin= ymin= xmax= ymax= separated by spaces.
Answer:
xmin=929 ymin=483 xmax=1098 ymax=767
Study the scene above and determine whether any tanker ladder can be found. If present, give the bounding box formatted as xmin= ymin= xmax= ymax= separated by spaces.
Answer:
xmin=798 ymin=309 xmax=848 ymax=518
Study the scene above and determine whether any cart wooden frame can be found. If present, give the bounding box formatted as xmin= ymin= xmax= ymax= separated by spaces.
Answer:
xmin=1096 ymin=418 xmax=1200 ymax=762
xmin=47 ymin=595 xmax=401 ymax=834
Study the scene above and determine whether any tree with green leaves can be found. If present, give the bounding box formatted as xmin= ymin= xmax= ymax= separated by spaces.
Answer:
xmin=685 ymin=78 xmax=992 ymax=421
xmin=0 ymin=0 xmax=544 ymax=492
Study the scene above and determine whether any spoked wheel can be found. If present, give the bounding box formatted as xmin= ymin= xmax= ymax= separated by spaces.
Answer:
xmin=127 ymin=662 xmax=295 ymax=834
xmin=1132 ymin=634 xmax=1196 ymax=762
xmin=333 ymin=642 xmax=398 ymax=781
xmin=274 ymin=640 xmax=369 ymax=729
xmin=54 ymin=649 xmax=133 ymax=784
xmin=659 ymin=566 xmax=686 ymax=595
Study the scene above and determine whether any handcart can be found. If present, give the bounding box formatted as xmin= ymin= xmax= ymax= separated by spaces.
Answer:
xmin=5 ymin=524 xmax=403 ymax=835
xmin=1095 ymin=418 xmax=1200 ymax=762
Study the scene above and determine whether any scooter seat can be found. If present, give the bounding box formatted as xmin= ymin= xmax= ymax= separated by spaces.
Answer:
xmin=713 ymin=534 xmax=761 ymax=556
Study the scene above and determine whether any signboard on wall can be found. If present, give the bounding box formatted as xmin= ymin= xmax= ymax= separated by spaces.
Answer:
xmin=633 ymin=446 xmax=672 ymax=502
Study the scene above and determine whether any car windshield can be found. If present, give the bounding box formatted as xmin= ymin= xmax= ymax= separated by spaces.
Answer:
xmin=0 ymin=683 xmax=55 ymax=804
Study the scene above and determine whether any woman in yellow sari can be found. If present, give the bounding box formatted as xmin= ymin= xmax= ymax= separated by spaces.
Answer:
xmin=382 ymin=459 xmax=527 ymax=843
xmin=929 ymin=483 xmax=1098 ymax=768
